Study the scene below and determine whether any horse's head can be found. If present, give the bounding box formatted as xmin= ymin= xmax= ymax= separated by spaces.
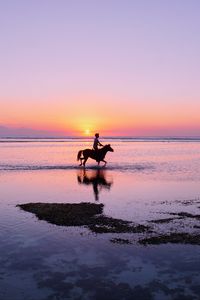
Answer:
xmin=104 ymin=144 xmax=114 ymax=152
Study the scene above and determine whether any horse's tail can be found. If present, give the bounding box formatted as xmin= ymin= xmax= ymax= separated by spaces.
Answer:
xmin=77 ymin=150 xmax=83 ymax=161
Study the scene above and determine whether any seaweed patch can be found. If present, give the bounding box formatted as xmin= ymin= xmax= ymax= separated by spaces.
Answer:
xmin=139 ymin=233 xmax=200 ymax=245
xmin=17 ymin=202 xmax=150 ymax=234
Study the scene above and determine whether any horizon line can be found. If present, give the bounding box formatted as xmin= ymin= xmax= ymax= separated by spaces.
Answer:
xmin=1 ymin=136 xmax=200 ymax=139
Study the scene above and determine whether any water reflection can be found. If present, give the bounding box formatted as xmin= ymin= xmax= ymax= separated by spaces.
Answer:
xmin=77 ymin=169 xmax=113 ymax=200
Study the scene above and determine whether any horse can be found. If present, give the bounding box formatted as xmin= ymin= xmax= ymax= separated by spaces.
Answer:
xmin=77 ymin=144 xmax=114 ymax=167
xmin=77 ymin=168 xmax=113 ymax=200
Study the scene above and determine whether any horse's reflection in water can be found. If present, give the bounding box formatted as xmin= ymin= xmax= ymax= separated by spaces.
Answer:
xmin=77 ymin=169 xmax=113 ymax=201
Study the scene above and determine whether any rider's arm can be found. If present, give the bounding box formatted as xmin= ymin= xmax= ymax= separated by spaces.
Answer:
xmin=98 ymin=140 xmax=103 ymax=146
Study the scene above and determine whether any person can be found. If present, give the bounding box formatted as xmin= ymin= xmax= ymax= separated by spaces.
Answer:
xmin=93 ymin=133 xmax=103 ymax=151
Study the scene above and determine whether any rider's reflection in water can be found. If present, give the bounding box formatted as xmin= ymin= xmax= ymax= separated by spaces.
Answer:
xmin=77 ymin=169 xmax=113 ymax=201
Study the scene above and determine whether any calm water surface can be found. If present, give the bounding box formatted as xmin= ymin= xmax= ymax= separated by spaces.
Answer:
xmin=0 ymin=139 xmax=200 ymax=299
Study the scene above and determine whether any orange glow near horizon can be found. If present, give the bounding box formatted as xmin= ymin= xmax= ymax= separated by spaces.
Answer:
xmin=1 ymin=94 xmax=200 ymax=137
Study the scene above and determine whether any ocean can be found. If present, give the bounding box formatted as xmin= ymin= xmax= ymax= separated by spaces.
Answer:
xmin=0 ymin=138 xmax=200 ymax=299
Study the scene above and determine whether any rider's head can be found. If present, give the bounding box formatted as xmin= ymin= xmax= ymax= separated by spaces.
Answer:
xmin=95 ymin=133 xmax=99 ymax=138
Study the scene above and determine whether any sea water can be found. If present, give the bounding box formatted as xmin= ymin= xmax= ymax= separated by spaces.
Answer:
xmin=0 ymin=138 xmax=200 ymax=299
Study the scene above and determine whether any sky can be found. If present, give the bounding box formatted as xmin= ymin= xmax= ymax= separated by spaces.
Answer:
xmin=1 ymin=0 xmax=200 ymax=137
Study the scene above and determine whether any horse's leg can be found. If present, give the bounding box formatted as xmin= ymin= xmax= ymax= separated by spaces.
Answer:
xmin=79 ymin=158 xmax=84 ymax=166
xmin=102 ymin=160 xmax=107 ymax=166
xmin=83 ymin=157 xmax=88 ymax=167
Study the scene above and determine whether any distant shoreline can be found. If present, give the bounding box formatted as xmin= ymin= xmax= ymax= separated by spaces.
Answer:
xmin=1 ymin=137 xmax=200 ymax=142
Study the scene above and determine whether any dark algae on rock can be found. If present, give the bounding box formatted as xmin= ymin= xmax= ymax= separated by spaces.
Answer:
xmin=17 ymin=203 xmax=200 ymax=245
xmin=17 ymin=202 xmax=104 ymax=226
xmin=168 ymin=212 xmax=200 ymax=220
xmin=88 ymin=215 xmax=148 ymax=234
xmin=17 ymin=202 xmax=149 ymax=234
xmin=139 ymin=233 xmax=200 ymax=245
xmin=110 ymin=238 xmax=132 ymax=244
xmin=149 ymin=217 xmax=181 ymax=224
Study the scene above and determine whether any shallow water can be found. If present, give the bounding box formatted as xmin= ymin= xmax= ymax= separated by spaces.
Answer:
xmin=0 ymin=138 xmax=200 ymax=299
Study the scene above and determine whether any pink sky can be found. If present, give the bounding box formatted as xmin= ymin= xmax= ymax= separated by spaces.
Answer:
xmin=1 ymin=1 xmax=200 ymax=137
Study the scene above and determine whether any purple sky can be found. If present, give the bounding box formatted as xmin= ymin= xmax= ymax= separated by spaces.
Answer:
xmin=1 ymin=0 xmax=200 ymax=137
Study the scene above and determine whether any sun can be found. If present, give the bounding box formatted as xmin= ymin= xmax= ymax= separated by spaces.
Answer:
xmin=84 ymin=129 xmax=91 ymax=136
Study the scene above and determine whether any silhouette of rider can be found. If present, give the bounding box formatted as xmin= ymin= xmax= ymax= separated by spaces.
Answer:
xmin=93 ymin=133 xmax=103 ymax=152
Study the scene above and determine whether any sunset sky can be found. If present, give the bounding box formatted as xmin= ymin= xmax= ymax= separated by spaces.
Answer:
xmin=1 ymin=0 xmax=200 ymax=137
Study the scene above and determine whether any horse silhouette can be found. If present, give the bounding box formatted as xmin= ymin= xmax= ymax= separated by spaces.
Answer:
xmin=77 ymin=169 xmax=113 ymax=200
xmin=77 ymin=144 xmax=114 ymax=167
